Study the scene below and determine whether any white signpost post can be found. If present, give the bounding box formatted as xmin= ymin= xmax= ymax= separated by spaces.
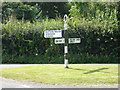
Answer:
xmin=44 ymin=14 xmax=81 ymax=68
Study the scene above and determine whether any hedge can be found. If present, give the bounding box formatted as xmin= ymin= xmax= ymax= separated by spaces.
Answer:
xmin=1 ymin=18 xmax=119 ymax=63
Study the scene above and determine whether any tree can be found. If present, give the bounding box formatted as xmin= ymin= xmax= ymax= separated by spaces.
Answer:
xmin=69 ymin=2 xmax=118 ymax=21
xmin=23 ymin=2 xmax=71 ymax=19
xmin=2 ymin=2 xmax=38 ymax=22
xmin=14 ymin=3 xmax=38 ymax=22
xmin=2 ymin=2 xmax=70 ymax=22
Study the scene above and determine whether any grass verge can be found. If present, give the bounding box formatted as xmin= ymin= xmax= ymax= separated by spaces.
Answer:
xmin=0 ymin=65 xmax=118 ymax=86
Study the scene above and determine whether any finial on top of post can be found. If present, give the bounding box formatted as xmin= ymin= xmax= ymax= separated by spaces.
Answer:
xmin=64 ymin=14 xmax=68 ymax=30
xmin=64 ymin=14 xmax=68 ymax=22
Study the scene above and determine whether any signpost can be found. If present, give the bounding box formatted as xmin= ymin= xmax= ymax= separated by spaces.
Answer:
xmin=55 ymin=38 xmax=81 ymax=44
xmin=44 ymin=14 xmax=81 ymax=68
xmin=64 ymin=15 xmax=69 ymax=68
xmin=69 ymin=38 xmax=81 ymax=44
xmin=44 ymin=30 xmax=62 ymax=38
xmin=55 ymin=38 xmax=65 ymax=44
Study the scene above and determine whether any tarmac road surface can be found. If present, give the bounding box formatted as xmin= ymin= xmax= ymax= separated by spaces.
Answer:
xmin=0 ymin=77 xmax=85 ymax=88
xmin=0 ymin=77 xmax=118 ymax=88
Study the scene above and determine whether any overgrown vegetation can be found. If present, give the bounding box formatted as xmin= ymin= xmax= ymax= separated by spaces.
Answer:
xmin=2 ymin=18 xmax=119 ymax=64
xmin=1 ymin=2 xmax=120 ymax=64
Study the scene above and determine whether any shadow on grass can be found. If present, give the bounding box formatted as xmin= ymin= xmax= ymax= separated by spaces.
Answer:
xmin=84 ymin=68 xmax=109 ymax=74
xmin=68 ymin=68 xmax=86 ymax=71
xmin=68 ymin=67 xmax=110 ymax=74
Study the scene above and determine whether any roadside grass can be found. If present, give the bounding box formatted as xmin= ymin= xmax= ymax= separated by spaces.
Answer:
xmin=0 ymin=65 xmax=118 ymax=86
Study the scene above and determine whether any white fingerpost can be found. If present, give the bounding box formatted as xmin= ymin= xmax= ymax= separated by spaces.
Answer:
xmin=64 ymin=59 xmax=68 ymax=68
xmin=44 ymin=14 xmax=81 ymax=68
xmin=64 ymin=14 xmax=69 ymax=68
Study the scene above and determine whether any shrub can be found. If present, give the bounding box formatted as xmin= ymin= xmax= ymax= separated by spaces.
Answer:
xmin=2 ymin=17 xmax=119 ymax=64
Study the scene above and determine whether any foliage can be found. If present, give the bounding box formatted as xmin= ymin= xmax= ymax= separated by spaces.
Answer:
xmin=2 ymin=19 xmax=63 ymax=57
xmin=14 ymin=3 xmax=38 ymax=21
xmin=69 ymin=2 xmax=118 ymax=20
xmin=69 ymin=2 xmax=119 ymax=58
xmin=2 ymin=54 xmax=118 ymax=64
xmin=2 ymin=17 xmax=119 ymax=64
xmin=2 ymin=2 xmax=38 ymax=22
xmin=2 ymin=2 xmax=70 ymax=22
xmin=2 ymin=2 xmax=119 ymax=64
xmin=68 ymin=17 xmax=119 ymax=57
xmin=23 ymin=2 xmax=71 ymax=19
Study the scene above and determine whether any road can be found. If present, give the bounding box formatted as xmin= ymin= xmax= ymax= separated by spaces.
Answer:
xmin=0 ymin=64 xmax=118 ymax=88
xmin=1 ymin=77 xmax=87 ymax=88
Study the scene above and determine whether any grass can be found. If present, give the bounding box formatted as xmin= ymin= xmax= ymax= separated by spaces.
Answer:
xmin=0 ymin=65 xmax=118 ymax=86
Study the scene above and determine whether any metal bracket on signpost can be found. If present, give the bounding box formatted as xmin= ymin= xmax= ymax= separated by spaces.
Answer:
xmin=64 ymin=14 xmax=69 ymax=68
